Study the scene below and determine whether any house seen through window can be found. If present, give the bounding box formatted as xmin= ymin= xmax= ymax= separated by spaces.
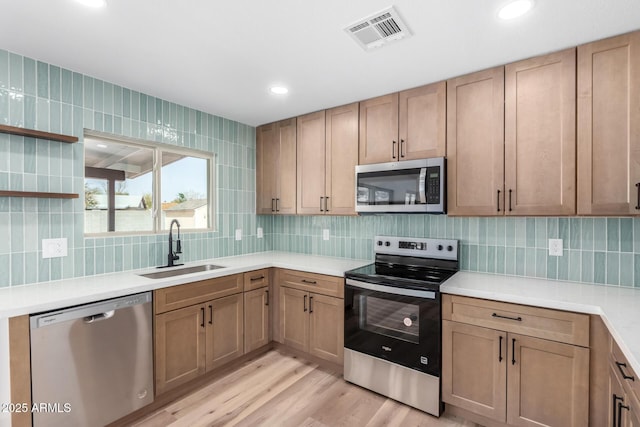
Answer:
xmin=84 ymin=133 xmax=214 ymax=235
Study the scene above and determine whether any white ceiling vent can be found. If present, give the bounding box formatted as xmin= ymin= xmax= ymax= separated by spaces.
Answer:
xmin=344 ymin=6 xmax=412 ymax=51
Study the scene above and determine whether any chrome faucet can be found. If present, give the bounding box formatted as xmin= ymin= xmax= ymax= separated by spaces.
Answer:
xmin=164 ymin=219 xmax=183 ymax=268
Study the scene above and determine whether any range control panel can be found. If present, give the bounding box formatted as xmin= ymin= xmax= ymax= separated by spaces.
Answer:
xmin=375 ymin=235 xmax=458 ymax=261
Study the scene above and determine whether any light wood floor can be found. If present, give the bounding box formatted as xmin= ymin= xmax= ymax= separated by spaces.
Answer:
xmin=133 ymin=349 xmax=481 ymax=427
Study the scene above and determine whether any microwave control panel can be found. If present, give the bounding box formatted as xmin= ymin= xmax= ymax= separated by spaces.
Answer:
xmin=426 ymin=166 xmax=440 ymax=204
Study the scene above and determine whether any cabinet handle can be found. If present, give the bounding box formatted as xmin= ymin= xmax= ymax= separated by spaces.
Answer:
xmin=508 ymin=189 xmax=513 ymax=212
xmin=497 ymin=190 xmax=501 ymax=212
xmin=208 ymin=305 xmax=213 ymax=325
xmin=276 ymin=198 xmax=280 ymax=212
xmin=301 ymin=279 xmax=317 ymax=285
xmin=250 ymin=276 xmax=265 ymax=282
xmin=392 ymin=140 xmax=397 ymax=159
xmin=492 ymin=313 xmax=522 ymax=322
xmin=304 ymin=295 xmax=307 ymax=312
xmin=511 ymin=338 xmax=516 ymax=365
xmin=265 ymin=290 xmax=269 ymax=306
xmin=618 ymin=401 xmax=630 ymax=427
xmin=616 ymin=361 xmax=636 ymax=381
xmin=271 ymin=198 xmax=275 ymax=212
xmin=400 ymin=139 xmax=405 ymax=158
xmin=499 ymin=335 xmax=503 ymax=362
xmin=636 ymin=183 xmax=640 ymax=210
xmin=201 ymin=307 xmax=205 ymax=328
xmin=320 ymin=196 xmax=324 ymax=212
xmin=325 ymin=196 xmax=329 ymax=212
xmin=613 ymin=394 xmax=624 ymax=427
xmin=309 ymin=296 xmax=314 ymax=313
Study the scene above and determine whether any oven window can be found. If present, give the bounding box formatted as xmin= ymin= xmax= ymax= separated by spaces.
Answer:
xmin=359 ymin=295 xmax=420 ymax=343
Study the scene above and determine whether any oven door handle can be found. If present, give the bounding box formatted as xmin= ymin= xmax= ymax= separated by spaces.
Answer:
xmin=345 ymin=278 xmax=436 ymax=299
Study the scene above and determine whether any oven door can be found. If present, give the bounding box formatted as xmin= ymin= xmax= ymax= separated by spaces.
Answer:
xmin=344 ymin=278 xmax=441 ymax=377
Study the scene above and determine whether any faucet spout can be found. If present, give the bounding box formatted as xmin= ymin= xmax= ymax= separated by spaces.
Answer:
xmin=165 ymin=219 xmax=183 ymax=268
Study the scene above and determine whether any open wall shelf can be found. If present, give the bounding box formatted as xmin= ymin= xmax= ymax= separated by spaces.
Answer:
xmin=0 ymin=124 xmax=78 ymax=143
xmin=0 ymin=191 xmax=79 ymax=199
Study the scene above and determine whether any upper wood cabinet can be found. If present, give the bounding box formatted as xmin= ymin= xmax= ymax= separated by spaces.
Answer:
xmin=505 ymin=48 xmax=577 ymax=216
xmin=297 ymin=103 xmax=359 ymax=215
xmin=359 ymin=82 xmax=446 ymax=164
xmin=447 ymin=67 xmax=505 ymax=216
xmin=256 ymin=118 xmax=297 ymax=214
xmin=577 ymin=31 xmax=640 ymax=215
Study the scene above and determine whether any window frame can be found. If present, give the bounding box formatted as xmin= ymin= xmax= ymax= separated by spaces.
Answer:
xmin=84 ymin=130 xmax=216 ymax=236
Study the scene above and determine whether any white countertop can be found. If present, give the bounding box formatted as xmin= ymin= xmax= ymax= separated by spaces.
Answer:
xmin=0 ymin=251 xmax=370 ymax=319
xmin=441 ymin=271 xmax=640 ymax=376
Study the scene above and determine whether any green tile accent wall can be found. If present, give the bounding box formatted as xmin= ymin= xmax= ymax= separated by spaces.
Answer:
xmin=266 ymin=215 xmax=640 ymax=288
xmin=0 ymin=48 xmax=270 ymax=287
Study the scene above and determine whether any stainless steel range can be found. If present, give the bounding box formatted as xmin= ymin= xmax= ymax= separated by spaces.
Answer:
xmin=343 ymin=235 xmax=459 ymax=416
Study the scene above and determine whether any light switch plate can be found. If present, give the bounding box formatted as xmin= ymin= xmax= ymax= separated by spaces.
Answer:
xmin=42 ymin=238 xmax=68 ymax=259
xmin=323 ymin=229 xmax=330 ymax=241
xmin=257 ymin=227 xmax=263 ymax=239
xmin=548 ymin=239 xmax=563 ymax=256
xmin=235 ymin=229 xmax=242 ymax=241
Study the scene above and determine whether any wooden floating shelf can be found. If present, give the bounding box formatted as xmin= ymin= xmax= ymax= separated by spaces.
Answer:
xmin=0 ymin=124 xmax=78 ymax=143
xmin=0 ymin=191 xmax=79 ymax=199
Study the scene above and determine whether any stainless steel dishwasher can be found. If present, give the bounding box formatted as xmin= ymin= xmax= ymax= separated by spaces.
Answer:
xmin=30 ymin=292 xmax=154 ymax=427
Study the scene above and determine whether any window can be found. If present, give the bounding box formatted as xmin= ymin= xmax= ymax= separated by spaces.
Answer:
xmin=84 ymin=132 xmax=215 ymax=235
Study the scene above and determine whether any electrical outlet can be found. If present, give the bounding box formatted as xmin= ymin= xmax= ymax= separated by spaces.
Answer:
xmin=257 ymin=227 xmax=263 ymax=239
xmin=42 ymin=238 xmax=68 ymax=259
xmin=235 ymin=229 xmax=242 ymax=241
xmin=323 ymin=229 xmax=330 ymax=241
xmin=548 ymin=239 xmax=563 ymax=257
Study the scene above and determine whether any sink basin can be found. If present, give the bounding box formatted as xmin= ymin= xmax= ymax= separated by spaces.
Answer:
xmin=139 ymin=264 xmax=226 ymax=279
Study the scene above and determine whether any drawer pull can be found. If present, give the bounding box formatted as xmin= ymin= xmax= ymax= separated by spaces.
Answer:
xmin=616 ymin=361 xmax=636 ymax=381
xmin=301 ymin=279 xmax=317 ymax=285
xmin=208 ymin=305 xmax=213 ymax=325
xmin=512 ymin=338 xmax=516 ymax=365
xmin=265 ymin=290 xmax=269 ymax=306
xmin=304 ymin=295 xmax=308 ymax=312
xmin=492 ymin=313 xmax=522 ymax=322
xmin=201 ymin=307 xmax=205 ymax=328
xmin=250 ymin=276 xmax=265 ymax=282
xmin=499 ymin=335 xmax=503 ymax=362
xmin=618 ymin=401 xmax=630 ymax=427
xmin=613 ymin=394 xmax=624 ymax=427
xmin=309 ymin=296 xmax=314 ymax=313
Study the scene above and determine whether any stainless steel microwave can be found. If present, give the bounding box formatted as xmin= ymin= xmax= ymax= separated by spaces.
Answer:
xmin=355 ymin=157 xmax=446 ymax=214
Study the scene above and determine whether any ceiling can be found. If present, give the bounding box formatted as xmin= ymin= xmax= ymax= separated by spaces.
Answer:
xmin=2 ymin=1 xmax=640 ymax=127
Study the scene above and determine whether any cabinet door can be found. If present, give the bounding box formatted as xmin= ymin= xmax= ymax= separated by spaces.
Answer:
xmin=442 ymin=320 xmax=507 ymax=421
xmin=155 ymin=304 xmax=206 ymax=395
xmin=399 ymin=82 xmax=446 ymax=160
xmin=326 ymin=102 xmax=359 ymax=215
xmin=280 ymin=286 xmax=309 ymax=353
xmin=276 ymin=118 xmax=297 ymax=214
xmin=359 ymin=93 xmax=399 ymax=164
xmin=205 ymin=293 xmax=244 ymax=371
xmin=308 ymin=293 xmax=343 ymax=364
xmin=256 ymin=123 xmax=278 ymax=214
xmin=505 ymin=49 xmax=576 ymax=215
xmin=507 ymin=333 xmax=589 ymax=427
xmin=447 ymin=67 xmax=505 ymax=216
xmin=297 ymin=111 xmax=326 ymax=214
xmin=577 ymin=31 xmax=640 ymax=215
xmin=244 ymin=287 xmax=269 ymax=353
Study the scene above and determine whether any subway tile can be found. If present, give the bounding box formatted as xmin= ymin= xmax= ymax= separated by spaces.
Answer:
xmin=569 ymin=218 xmax=581 ymax=250
xmin=594 ymin=252 xmax=606 ymax=284
xmin=581 ymin=219 xmax=594 ymax=250
xmin=525 ymin=247 xmax=536 ymax=277
xmin=620 ymin=253 xmax=633 ymax=287
xmin=607 ymin=218 xmax=620 ymax=252
xmin=0 ymin=51 xmax=8 ymax=90
xmin=49 ymin=65 xmax=60 ymax=101
xmin=72 ymin=72 xmax=83 ymax=106
xmin=10 ymin=253 xmax=24 ymax=286
xmin=581 ymin=251 xmax=594 ymax=283
xmin=0 ymin=90 xmax=8 ymax=124
xmin=23 ymin=57 xmax=36 ymax=96
xmin=546 ymin=254 xmax=557 ymax=280
xmin=594 ymin=218 xmax=607 ymax=251
xmin=0 ymin=254 xmax=9 ymax=287
xmin=9 ymin=53 xmax=23 ymax=92
xmin=535 ymin=249 xmax=546 ymax=278
xmin=607 ymin=252 xmax=620 ymax=286
xmin=37 ymin=61 xmax=48 ymax=98
xmin=515 ymin=218 xmax=525 ymax=247
xmin=620 ymin=218 xmax=633 ymax=253
xmin=515 ymin=247 xmax=525 ymax=276
xmin=635 ymin=255 xmax=640 ymax=287
xmin=61 ymin=69 xmax=72 ymax=104
xmin=535 ymin=218 xmax=546 ymax=248
xmin=568 ymin=250 xmax=581 ymax=282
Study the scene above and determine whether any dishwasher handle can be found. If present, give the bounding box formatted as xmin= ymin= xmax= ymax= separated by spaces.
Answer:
xmin=84 ymin=310 xmax=115 ymax=323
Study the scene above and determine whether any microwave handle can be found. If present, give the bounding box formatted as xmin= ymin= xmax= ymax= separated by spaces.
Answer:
xmin=419 ymin=168 xmax=427 ymax=204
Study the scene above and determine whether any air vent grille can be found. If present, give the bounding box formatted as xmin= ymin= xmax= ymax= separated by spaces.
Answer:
xmin=344 ymin=6 xmax=412 ymax=51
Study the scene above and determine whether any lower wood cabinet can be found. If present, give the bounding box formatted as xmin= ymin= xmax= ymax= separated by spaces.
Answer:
xmin=442 ymin=295 xmax=590 ymax=427
xmin=154 ymin=293 xmax=243 ymax=395
xmin=609 ymin=339 xmax=640 ymax=426
xmin=279 ymin=283 xmax=344 ymax=364
xmin=244 ymin=286 xmax=270 ymax=353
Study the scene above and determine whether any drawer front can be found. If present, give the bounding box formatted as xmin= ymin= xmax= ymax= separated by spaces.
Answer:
xmin=279 ymin=269 xmax=343 ymax=298
xmin=442 ymin=295 xmax=589 ymax=347
xmin=611 ymin=338 xmax=640 ymax=403
xmin=155 ymin=274 xmax=243 ymax=314
xmin=244 ymin=269 xmax=270 ymax=291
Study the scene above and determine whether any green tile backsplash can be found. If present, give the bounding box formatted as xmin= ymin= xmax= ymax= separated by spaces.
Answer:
xmin=266 ymin=215 xmax=640 ymax=288
xmin=0 ymin=48 xmax=268 ymax=287
xmin=0 ymin=48 xmax=637 ymax=291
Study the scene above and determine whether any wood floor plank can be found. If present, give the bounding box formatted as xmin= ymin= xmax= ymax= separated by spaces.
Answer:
xmin=134 ymin=350 xmax=479 ymax=427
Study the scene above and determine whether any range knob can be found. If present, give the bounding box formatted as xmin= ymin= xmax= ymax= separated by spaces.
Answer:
xmin=377 ymin=240 xmax=383 ymax=246
xmin=385 ymin=241 xmax=391 ymax=247
xmin=447 ymin=245 xmax=454 ymax=251
xmin=437 ymin=245 xmax=443 ymax=251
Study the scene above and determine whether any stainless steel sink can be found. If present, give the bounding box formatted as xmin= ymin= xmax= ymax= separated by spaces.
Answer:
xmin=139 ymin=264 xmax=225 ymax=279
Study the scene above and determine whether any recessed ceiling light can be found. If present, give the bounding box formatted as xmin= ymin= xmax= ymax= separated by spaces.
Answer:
xmin=498 ymin=0 xmax=534 ymax=20
xmin=269 ymin=86 xmax=289 ymax=95
xmin=75 ymin=0 xmax=107 ymax=8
